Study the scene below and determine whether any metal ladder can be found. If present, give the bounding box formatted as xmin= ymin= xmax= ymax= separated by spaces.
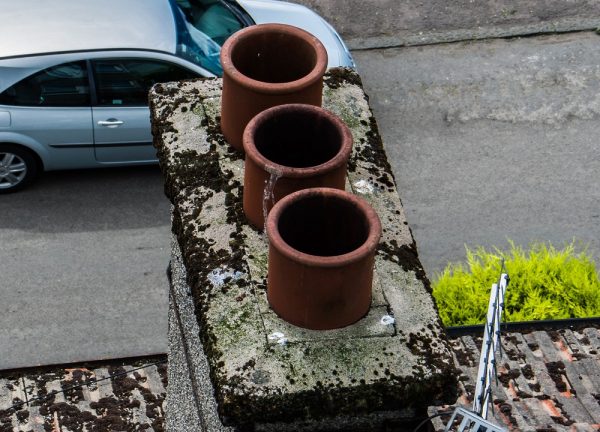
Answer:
xmin=444 ymin=268 xmax=510 ymax=432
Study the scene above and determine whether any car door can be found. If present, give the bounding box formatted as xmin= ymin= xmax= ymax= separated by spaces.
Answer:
xmin=90 ymin=58 xmax=198 ymax=163
xmin=0 ymin=60 xmax=94 ymax=168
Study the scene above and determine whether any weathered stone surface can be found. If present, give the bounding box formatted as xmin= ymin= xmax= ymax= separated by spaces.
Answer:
xmin=168 ymin=233 xmax=234 ymax=432
xmin=150 ymin=68 xmax=458 ymax=428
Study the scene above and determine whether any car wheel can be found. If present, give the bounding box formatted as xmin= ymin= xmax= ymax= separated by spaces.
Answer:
xmin=0 ymin=144 xmax=39 ymax=193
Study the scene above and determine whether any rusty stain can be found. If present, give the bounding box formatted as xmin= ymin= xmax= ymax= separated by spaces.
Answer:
xmin=506 ymin=381 xmax=518 ymax=399
xmin=555 ymin=338 xmax=574 ymax=362
xmin=52 ymin=411 xmax=60 ymax=432
xmin=458 ymin=394 xmax=470 ymax=405
xmin=561 ymin=390 xmax=574 ymax=398
xmin=541 ymin=398 xmax=562 ymax=417
xmin=63 ymin=367 xmax=87 ymax=381
xmin=493 ymin=401 xmax=518 ymax=431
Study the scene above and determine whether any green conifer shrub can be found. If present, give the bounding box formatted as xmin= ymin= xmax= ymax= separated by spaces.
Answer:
xmin=432 ymin=241 xmax=600 ymax=326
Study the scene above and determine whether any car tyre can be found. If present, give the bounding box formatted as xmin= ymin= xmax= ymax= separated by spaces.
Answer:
xmin=0 ymin=144 xmax=39 ymax=194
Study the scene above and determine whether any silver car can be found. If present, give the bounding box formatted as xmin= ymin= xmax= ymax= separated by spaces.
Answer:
xmin=0 ymin=0 xmax=354 ymax=193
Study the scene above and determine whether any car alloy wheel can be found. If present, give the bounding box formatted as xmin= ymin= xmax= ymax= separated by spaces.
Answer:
xmin=0 ymin=145 xmax=38 ymax=193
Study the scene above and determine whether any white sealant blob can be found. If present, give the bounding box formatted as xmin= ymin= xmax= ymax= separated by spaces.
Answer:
xmin=353 ymin=179 xmax=374 ymax=194
xmin=207 ymin=268 xmax=244 ymax=287
xmin=268 ymin=332 xmax=285 ymax=340
xmin=380 ymin=315 xmax=395 ymax=325
xmin=268 ymin=332 xmax=287 ymax=345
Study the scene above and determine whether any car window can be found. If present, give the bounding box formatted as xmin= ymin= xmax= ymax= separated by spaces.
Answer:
xmin=176 ymin=0 xmax=243 ymax=46
xmin=0 ymin=61 xmax=90 ymax=107
xmin=174 ymin=0 xmax=244 ymax=75
xmin=92 ymin=59 xmax=198 ymax=106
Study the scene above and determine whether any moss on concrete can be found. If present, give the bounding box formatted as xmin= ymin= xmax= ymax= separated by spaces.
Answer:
xmin=150 ymin=68 xmax=459 ymax=428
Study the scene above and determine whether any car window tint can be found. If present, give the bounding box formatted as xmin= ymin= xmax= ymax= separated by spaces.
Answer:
xmin=92 ymin=59 xmax=198 ymax=106
xmin=0 ymin=61 xmax=90 ymax=107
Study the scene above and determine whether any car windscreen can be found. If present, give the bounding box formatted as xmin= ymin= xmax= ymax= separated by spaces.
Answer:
xmin=172 ymin=0 xmax=244 ymax=75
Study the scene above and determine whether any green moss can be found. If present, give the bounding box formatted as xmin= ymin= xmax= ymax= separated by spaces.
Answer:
xmin=323 ymin=88 xmax=362 ymax=130
xmin=192 ymin=105 xmax=204 ymax=116
xmin=378 ymin=239 xmax=431 ymax=291
xmin=323 ymin=67 xmax=363 ymax=90
xmin=246 ymin=243 xmax=268 ymax=274
xmin=432 ymin=240 xmax=600 ymax=326
xmin=303 ymin=342 xmax=364 ymax=373
xmin=210 ymin=301 xmax=256 ymax=347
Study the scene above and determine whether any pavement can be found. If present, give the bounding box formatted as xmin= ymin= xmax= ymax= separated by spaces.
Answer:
xmin=0 ymin=166 xmax=170 ymax=370
xmin=2 ymin=1 xmax=600 ymax=370
xmin=293 ymin=0 xmax=600 ymax=49
xmin=353 ymin=32 xmax=600 ymax=274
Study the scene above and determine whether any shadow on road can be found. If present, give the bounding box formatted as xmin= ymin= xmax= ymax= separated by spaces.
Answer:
xmin=0 ymin=165 xmax=170 ymax=233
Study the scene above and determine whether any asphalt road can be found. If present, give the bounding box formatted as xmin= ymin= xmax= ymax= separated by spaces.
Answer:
xmin=0 ymin=166 xmax=170 ymax=369
xmin=354 ymin=32 xmax=600 ymax=275
xmin=292 ymin=0 xmax=600 ymax=50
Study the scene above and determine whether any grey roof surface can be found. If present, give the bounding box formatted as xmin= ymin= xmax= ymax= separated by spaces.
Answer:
xmin=1 ymin=0 xmax=176 ymax=58
xmin=0 ymin=355 xmax=167 ymax=431
xmin=431 ymin=325 xmax=600 ymax=432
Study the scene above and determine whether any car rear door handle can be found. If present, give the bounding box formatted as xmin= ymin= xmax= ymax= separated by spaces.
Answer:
xmin=98 ymin=118 xmax=124 ymax=127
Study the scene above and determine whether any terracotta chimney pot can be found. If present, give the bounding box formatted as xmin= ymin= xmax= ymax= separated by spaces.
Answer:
xmin=266 ymin=187 xmax=382 ymax=330
xmin=220 ymin=24 xmax=328 ymax=151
